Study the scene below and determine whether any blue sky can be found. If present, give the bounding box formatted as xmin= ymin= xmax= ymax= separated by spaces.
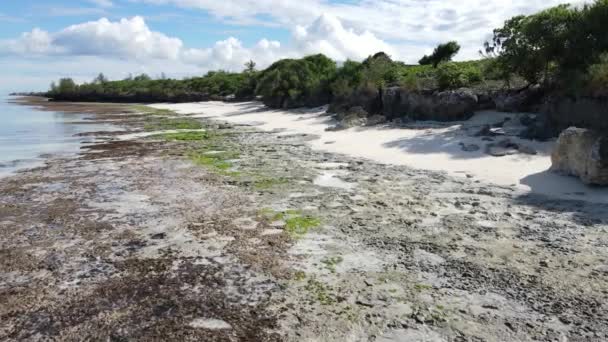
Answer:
xmin=0 ymin=0 xmax=586 ymax=93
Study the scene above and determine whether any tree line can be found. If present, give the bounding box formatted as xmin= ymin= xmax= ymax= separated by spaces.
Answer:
xmin=47 ymin=0 xmax=608 ymax=107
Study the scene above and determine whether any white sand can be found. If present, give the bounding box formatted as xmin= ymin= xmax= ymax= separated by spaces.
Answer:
xmin=150 ymin=102 xmax=608 ymax=203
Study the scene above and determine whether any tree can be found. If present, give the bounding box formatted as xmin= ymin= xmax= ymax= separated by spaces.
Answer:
xmin=255 ymin=54 xmax=336 ymax=108
xmin=49 ymin=81 xmax=58 ymax=95
xmin=480 ymin=2 xmax=608 ymax=86
xmin=93 ymin=73 xmax=108 ymax=84
xmin=244 ymin=60 xmax=256 ymax=73
xmin=133 ymin=74 xmax=151 ymax=82
xmin=360 ymin=52 xmax=397 ymax=86
xmin=57 ymin=78 xmax=77 ymax=94
xmin=419 ymin=41 xmax=461 ymax=68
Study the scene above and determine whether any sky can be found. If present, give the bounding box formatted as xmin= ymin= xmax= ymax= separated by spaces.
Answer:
xmin=0 ymin=0 xmax=587 ymax=94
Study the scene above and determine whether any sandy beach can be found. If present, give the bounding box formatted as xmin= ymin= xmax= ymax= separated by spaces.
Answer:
xmin=150 ymin=101 xmax=608 ymax=203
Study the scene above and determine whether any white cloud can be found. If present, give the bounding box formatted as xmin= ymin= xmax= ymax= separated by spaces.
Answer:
xmin=135 ymin=0 xmax=589 ymax=61
xmin=182 ymin=37 xmax=284 ymax=71
xmin=1 ymin=17 xmax=183 ymax=60
xmin=293 ymin=14 xmax=396 ymax=61
xmin=1 ymin=14 xmax=397 ymax=71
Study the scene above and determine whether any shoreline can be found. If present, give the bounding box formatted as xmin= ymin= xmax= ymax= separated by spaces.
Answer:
xmin=0 ymin=96 xmax=131 ymax=179
xmin=151 ymin=101 xmax=608 ymax=203
xmin=1 ymin=100 xmax=607 ymax=340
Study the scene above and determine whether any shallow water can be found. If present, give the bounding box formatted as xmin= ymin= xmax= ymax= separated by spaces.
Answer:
xmin=0 ymin=96 xmax=120 ymax=177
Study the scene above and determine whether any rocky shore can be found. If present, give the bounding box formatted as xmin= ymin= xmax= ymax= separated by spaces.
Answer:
xmin=1 ymin=98 xmax=607 ymax=341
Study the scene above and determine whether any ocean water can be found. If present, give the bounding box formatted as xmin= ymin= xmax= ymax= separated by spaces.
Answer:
xmin=0 ymin=96 xmax=120 ymax=177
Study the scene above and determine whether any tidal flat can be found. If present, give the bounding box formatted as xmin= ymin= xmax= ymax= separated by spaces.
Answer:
xmin=0 ymin=98 xmax=607 ymax=341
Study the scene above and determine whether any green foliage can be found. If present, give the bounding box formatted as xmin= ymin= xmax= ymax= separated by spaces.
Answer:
xmin=257 ymin=208 xmax=321 ymax=238
xmin=144 ymin=118 xmax=203 ymax=131
xmin=419 ymin=41 xmax=461 ymax=68
xmin=436 ymin=62 xmax=483 ymax=89
xmin=131 ymin=106 xmax=175 ymax=116
xmin=328 ymin=53 xmax=403 ymax=112
xmin=305 ymin=277 xmax=336 ymax=305
xmin=46 ymin=1 xmax=608 ymax=113
xmin=49 ymin=78 xmax=77 ymax=96
xmin=47 ymin=70 xmax=256 ymax=102
xmin=159 ymin=131 xmax=209 ymax=141
xmin=484 ymin=0 xmax=608 ymax=86
xmin=361 ymin=52 xmax=399 ymax=86
xmin=285 ymin=215 xmax=321 ymax=237
xmin=587 ymin=53 xmax=608 ymax=95
xmin=255 ymin=54 xmax=336 ymax=108
xmin=188 ymin=150 xmax=240 ymax=175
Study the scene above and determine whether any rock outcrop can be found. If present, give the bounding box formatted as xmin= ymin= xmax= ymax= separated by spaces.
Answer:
xmin=382 ymin=87 xmax=478 ymax=121
xmin=551 ymin=127 xmax=608 ymax=185
xmin=493 ymin=85 xmax=544 ymax=112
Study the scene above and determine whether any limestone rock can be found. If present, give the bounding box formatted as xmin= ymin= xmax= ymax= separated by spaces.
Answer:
xmin=327 ymin=106 xmax=369 ymax=131
xmin=551 ymin=127 xmax=608 ymax=185
xmin=485 ymin=145 xmax=519 ymax=157
xmin=485 ymin=139 xmax=519 ymax=157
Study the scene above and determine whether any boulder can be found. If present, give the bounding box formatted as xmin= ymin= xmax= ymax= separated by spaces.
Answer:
xmin=550 ymin=127 xmax=608 ymax=185
xmin=326 ymin=106 xmax=369 ymax=131
xmin=485 ymin=139 xmax=520 ymax=157
xmin=382 ymin=87 xmax=478 ymax=121
xmin=485 ymin=145 xmax=519 ymax=157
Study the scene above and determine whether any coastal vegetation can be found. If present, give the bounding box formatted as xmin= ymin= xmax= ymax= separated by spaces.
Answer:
xmin=44 ymin=1 xmax=608 ymax=131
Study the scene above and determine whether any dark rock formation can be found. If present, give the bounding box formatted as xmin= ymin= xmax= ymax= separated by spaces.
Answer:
xmin=493 ymin=85 xmax=544 ymax=112
xmin=381 ymin=87 xmax=478 ymax=121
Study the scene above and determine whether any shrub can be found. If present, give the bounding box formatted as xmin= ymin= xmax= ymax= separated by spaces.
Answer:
xmin=436 ymin=63 xmax=483 ymax=90
xmin=255 ymin=54 xmax=337 ymax=108
xmin=587 ymin=53 xmax=608 ymax=96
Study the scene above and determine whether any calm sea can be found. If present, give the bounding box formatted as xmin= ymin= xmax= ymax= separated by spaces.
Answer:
xmin=0 ymin=96 xmax=120 ymax=177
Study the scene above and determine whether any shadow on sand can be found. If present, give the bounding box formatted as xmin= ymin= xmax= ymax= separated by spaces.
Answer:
xmin=515 ymin=170 xmax=608 ymax=225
